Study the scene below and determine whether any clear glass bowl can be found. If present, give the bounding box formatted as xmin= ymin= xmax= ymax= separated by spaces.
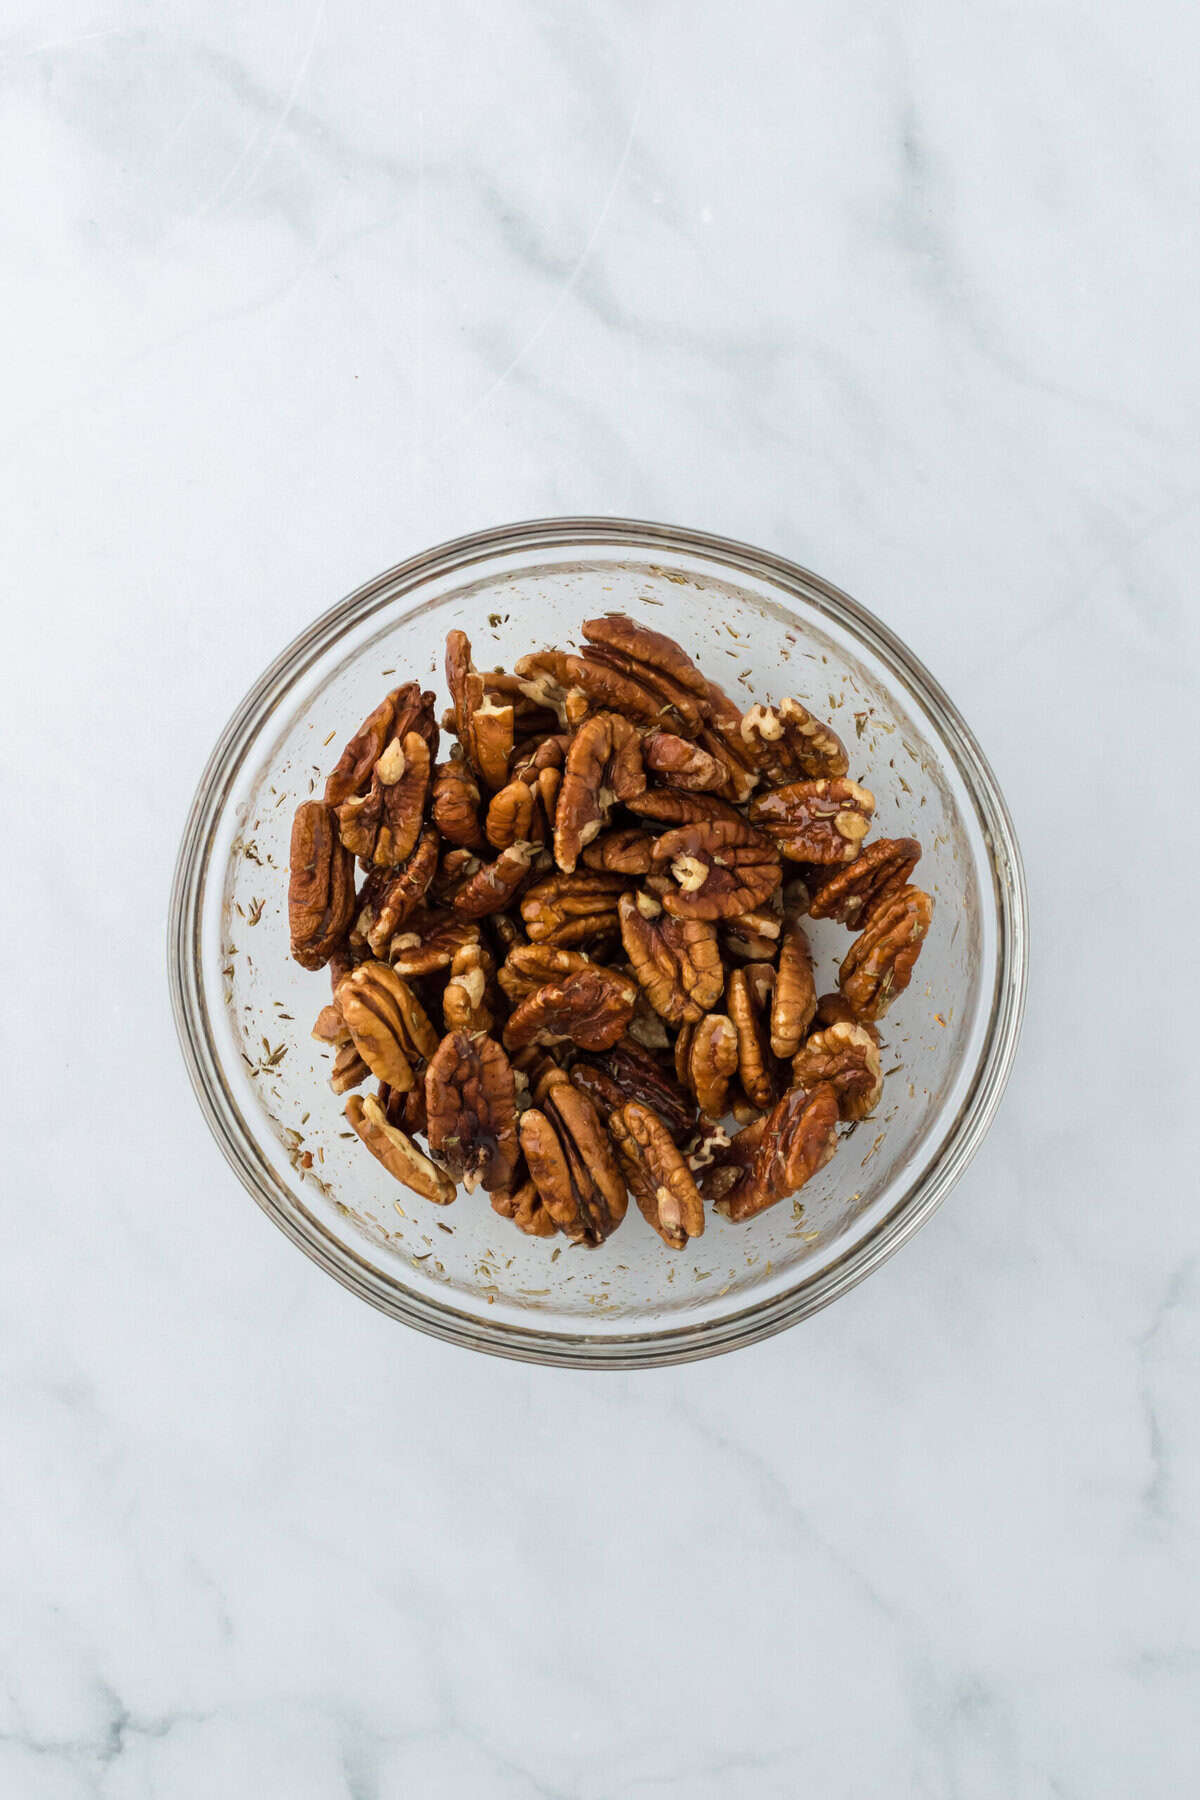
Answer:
xmin=169 ymin=519 xmax=1027 ymax=1367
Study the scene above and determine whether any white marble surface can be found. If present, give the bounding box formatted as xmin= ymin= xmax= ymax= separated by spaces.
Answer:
xmin=4 ymin=1 xmax=1198 ymax=1793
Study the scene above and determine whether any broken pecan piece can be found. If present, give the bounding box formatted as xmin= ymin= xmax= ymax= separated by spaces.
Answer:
xmin=441 ymin=940 xmax=496 ymax=1034
xmin=288 ymin=800 xmax=356 ymax=971
xmin=571 ymin=1039 xmax=697 ymax=1145
xmin=740 ymin=697 xmax=849 ymax=781
xmin=520 ymin=869 xmax=628 ymax=945
xmin=451 ymin=842 xmax=540 ymax=919
xmin=791 ymin=1021 xmax=883 ymax=1121
xmin=675 ymin=1013 xmax=740 ymax=1119
xmin=769 ymin=918 xmax=817 ymax=1059
xmin=336 ymin=961 xmax=439 ymax=1091
xmin=618 ymin=890 xmax=723 ymax=1027
xmin=650 ymin=817 xmax=782 ymax=919
xmin=749 ymin=778 xmax=875 ymax=865
xmin=553 ymin=711 xmax=645 ymax=872
xmin=838 ymin=884 xmax=933 ymax=1020
xmin=714 ymin=1081 xmax=840 ymax=1221
xmin=609 ymin=1102 xmax=706 ymax=1250
xmin=808 ymin=837 xmax=922 ymax=926
xmin=388 ymin=909 xmax=481 ymax=978
xmin=502 ymin=965 xmax=637 ymax=1054
xmin=726 ymin=963 xmax=782 ymax=1112
xmin=518 ymin=1071 xmax=628 ymax=1245
xmin=330 ymin=1042 xmax=369 ymax=1095
xmin=344 ymin=1092 xmax=456 ymax=1205
xmin=424 ymin=1031 xmax=520 ymax=1192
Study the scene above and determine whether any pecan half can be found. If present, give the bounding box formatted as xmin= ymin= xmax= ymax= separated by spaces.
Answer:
xmin=838 ymin=885 xmax=933 ymax=1020
xmin=288 ymin=800 xmax=356 ymax=970
xmin=571 ymin=1039 xmax=697 ymax=1145
xmin=441 ymin=941 xmax=496 ymax=1034
xmin=553 ymin=711 xmax=646 ymax=872
xmin=808 ymin=837 xmax=922 ymax=926
xmin=445 ymin=630 xmax=514 ymax=788
xmin=431 ymin=757 xmax=486 ymax=849
xmin=451 ymin=842 xmax=540 ymax=918
xmin=740 ymin=697 xmax=848 ymax=782
xmin=626 ymin=788 xmax=745 ymax=827
xmin=312 ymin=1001 xmax=349 ymax=1046
xmin=521 ymin=869 xmax=628 ymax=945
xmin=490 ymin=1176 xmax=558 ymax=1238
xmin=502 ymin=965 xmax=637 ymax=1054
xmin=344 ymin=1092 xmax=456 ymax=1205
xmin=580 ymin=827 xmax=656 ymax=875
xmin=642 ymin=731 xmax=725 ymax=792
xmin=581 ymin=614 xmax=708 ymax=699
xmin=727 ymin=963 xmax=782 ymax=1111
xmin=792 ymin=1021 xmax=883 ymax=1121
xmin=714 ymin=1081 xmax=840 ymax=1221
xmin=675 ymin=1013 xmax=739 ymax=1119
xmin=355 ymin=827 xmax=439 ymax=955
xmin=485 ymin=767 xmax=560 ymax=851
xmin=749 ymin=778 xmax=875 ymax=865
xmin=518 ymin=1071 xmax=628 ymax=1245
xmin=389 ymin=909 xmax=481 ymax=978
xmin=609 ymin=1102 xmax=706 ymax=1250
xmin=721 ymin=905 xmax=783 ymax=962
xmin=515 ymin=649 xmax=667 ymax=731
xmin=336 ymin=961 xmax=439 ymax=1091
xmin=496 ymin=943 xmax=593 ymax=1003
xmin=335 ymin=729 xmax=431 ymax=868
xmin=424 ymin=1031 xmax=520 ymax=1192
xmin=650 ymin=818 xmax=782 ymax=919
xmin=769 ymin=918 xmax=817 ymax=1058
xmin=618 ymin=890 xmax=723 ymax=1027
xmin=324 ymin=683 xmax=438 ymax=808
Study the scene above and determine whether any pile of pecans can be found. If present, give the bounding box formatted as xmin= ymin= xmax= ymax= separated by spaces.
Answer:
xmin=287 ymin=615 xmax=933 ymax=1251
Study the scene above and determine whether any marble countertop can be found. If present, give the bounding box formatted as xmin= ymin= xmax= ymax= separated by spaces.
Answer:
xmin=5 ymin=3 xmax=1197 ymax=1794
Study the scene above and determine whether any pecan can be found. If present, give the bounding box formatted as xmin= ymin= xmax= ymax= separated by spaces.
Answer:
xmin=509 ymin=733 xmax=571 ymax=782
xmin=808 ymin=837 xmax=922 ymax=926
xmin=792 ymin=1021 xmax=883 ymax=1121
xmin=650 ymin=818 xmax=782 ymax=919
xmin=581 ymin=615 xmax=709 ymax=718
xmin=431 ymin=757 xmax=486 ymax=849
xmin=521 ymin=869 xmax=628 ymax=945
xmin=675 ymin=1013 xmax=739 ymax=1119
xmin=496 ymin=943 xmax=593 ymax=1003
xmin=518 ymin=1071 xmax=628 ymax=1245
xmin=344 ymin=1093 xmax=456 ymax=1205
xmin=336 ymin=961 xmax=438 ymax=1091
xmin=424 ymin=1031 xmax=520 ymax=1192
xmin=354 ymin=827 xmax=439 ymax=955
xmin=451 ymin=842 xmax=540 ymax=918
xmin=726 ymin=963 xmax=782 ymax=1112
xmin=618 ymin=891 xmax=723 ymax=1027
xmin=609 ymin=1102 xmax=706 ymax=1250
xmin=580 ymin=827 xmax=656 ymax=875
xmin=740 ymin=697 xmax=848 ymax=781
xmin=288 ymin=800 xmax=356 ymax=970
xmin=838 ymin=885 xmax=933 ymax=1020
xmin=626 ymin=986 xmax=673 ymax=1051
xmin=502 ymin=965 xmax=637 ymax=1054
xmin=553 ymin=711 xmax=645 ymax=872
xmin=490 ymin=1176 xmax=558 ymax=1237
xmin=721 ymin=905 xmax=783 ymax=962
xmin=642 ymin=732 xmax=725 ymax=792
xmin=714 ymin=1081 xmax=840 ymax=1221
xmin=335 ymin=729 xmax=431 ymax=868
xmin=441 ymin=941 xmax=496 ymax=1034
xmin=515 ymin=649 xmax=666 ymax=731
xmin=445 ymin=630 xmax=514 ymax=788
xmin=626 ymin=788 xmax=745 ymax=827
xmin=330 ymin=1042 xmax=369 ymax=1094
xmin=389 ymin=908 xmax=481 ymax=977
xmin=485 ymin=767 xmax=560 ymax=850
xmin=380 ymin=1075 xmax=427 ymax=1139
xmin=749 ymin=778 xmax=875 ymax=864
xmin=487 ymin=910 xmax=527 ymax=957
xmin=769 ymin=918 xmax=817 ymax=1058
xmin=571 ymin=1039 xmax=697 ymax=1145
xmin=324 ymin=682 xmax=438 ymax=807
xmin=312 ymin=1000 xmax=349 ymax=1046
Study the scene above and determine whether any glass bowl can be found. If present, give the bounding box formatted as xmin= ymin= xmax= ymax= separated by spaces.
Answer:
xmin=169 ymin=518 xmax=1027 ymax=1367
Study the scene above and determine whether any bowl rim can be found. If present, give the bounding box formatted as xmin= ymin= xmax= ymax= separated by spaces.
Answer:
xmin=168 ymin=515 xmax=1028 ymax=1368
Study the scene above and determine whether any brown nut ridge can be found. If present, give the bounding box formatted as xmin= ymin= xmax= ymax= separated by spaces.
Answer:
xmin=618 ymin=891 xmax=724 ymax=1027
xmin=740 ymin=697 xmax=849 ymax=782
xmin=626 ymin=788 xmax=746 ymax=827
xmin=424 ymin=1031 xmax=520 ymax=1192
xmin=749 ymin=779 xmax=875 ymax=865
xmin=337 ymin=960 xmax=439 ymax=1090
xmin=496 ymin=943 xmax=594 ymax=1003
xmin=441 ymin=941 xmax=496 ymax=1034
xmin=502 ymin=965 xmax=637 ymax=1054
xmin=521 ymin=869 xmax=628 ymax=943
xmin=518 ymin=1072 xmax=628 ymax=1245
xmin=642 ymin=731 xmax=725 ymax=792
xmin=553 ymin=711 xmax=645 ymax=873
xmin=288 ymin=800 xmax=356 ymax=971
xmin=356 ymin=827 xmax=439 ymax=956
xmin=808 ymin=837 xmax=922 ymax=927
xmin=650 ymin=818 xmax=782 ymax=919
xmin=344 ymin=1093 xmax=456 ymax=1205
xmin=609 ymin=1102 xmax=705 ymax=1250
xmin=676 ymin=1013 xmax=740 ymax=1119
xmin=769 ymin=918 xmax=817 ymax=1059
xmin=791 ymin=1021 xmax=883 ymax=1121
xmin=715 ymin=1081 xmax=840 ymax=1221
xmin=431 ymin=757 xmax=486 ymax=849
xmin=726 ymin=963 xmax=782 ymax=1112
xmin=580 ymin=827 xmax=656 ymax=875
xmin=571 ymin=1039 xmax=697 ymax=1146
xmin=325 ymin=683 xmax=438 ymax=808
xmin=838 ymin=884 xmax=933 ymax=1020
xmin=451 ymin=842 xmax=539 ymax=919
